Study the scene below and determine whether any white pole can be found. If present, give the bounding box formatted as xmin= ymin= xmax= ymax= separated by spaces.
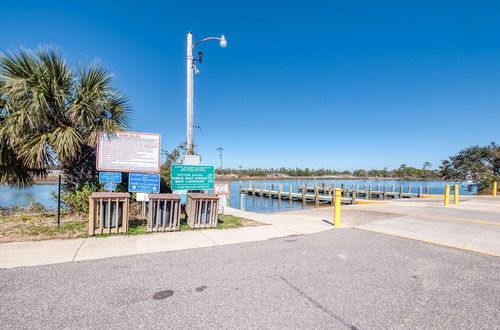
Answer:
xmin=186 ymin=32 xmax=194 ymax=154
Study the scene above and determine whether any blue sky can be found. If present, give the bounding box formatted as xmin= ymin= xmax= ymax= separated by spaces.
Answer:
xmin=1 ymin=1 xmax=500 ymax=170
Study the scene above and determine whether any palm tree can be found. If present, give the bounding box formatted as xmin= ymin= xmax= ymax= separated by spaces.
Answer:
xmin=0 ymin=48 xmax=130 ymax=189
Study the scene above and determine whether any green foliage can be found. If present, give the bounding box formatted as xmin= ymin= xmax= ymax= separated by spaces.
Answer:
xmin=0 ymin=48 xmax=130 ymax=189
xmin=60 ymin=182 xmax=97 ymax=213
xmin=440 ymin=142 xmax=500 ymax=190
xmin=160 ymin=142 xmax=187 ymax=192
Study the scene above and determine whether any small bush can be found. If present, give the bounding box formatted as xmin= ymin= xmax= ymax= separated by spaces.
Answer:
xmin=60 ymin=182 xmax=97 ymax=214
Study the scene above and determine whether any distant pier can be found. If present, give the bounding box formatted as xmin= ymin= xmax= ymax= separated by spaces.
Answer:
xmin=239 ymin=182 xmax=430 ymax=205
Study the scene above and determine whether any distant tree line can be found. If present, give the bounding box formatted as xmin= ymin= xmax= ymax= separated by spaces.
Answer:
xmin=216 ymin=163 xmax=438 ymax=179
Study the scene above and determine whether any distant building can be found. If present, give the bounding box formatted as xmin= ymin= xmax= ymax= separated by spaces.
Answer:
xmin=267 ymin=173 xmax=290 ymax=178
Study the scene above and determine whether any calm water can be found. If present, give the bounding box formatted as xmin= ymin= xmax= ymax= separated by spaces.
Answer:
xmin=0 ymin=183 xmax=58 ymax=210
xmin=228 ymin=179 xmax=476 ymax=213
xmin=0 ymin=179 xmax=475 ymax=213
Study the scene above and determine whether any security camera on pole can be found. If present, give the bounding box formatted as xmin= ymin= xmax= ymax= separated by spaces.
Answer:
xmin=183 ymin=31 xmax=227 ymax=165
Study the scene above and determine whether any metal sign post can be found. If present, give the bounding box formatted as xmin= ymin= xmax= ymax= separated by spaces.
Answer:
xmin=57 ymin=174 xmax=61 ymax=227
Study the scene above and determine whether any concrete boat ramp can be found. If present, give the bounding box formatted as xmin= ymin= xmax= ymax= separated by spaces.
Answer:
xmin=278 ymin=195 xmax=500 ymax=256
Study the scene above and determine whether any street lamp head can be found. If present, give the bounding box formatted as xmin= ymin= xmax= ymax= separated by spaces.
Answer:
xmin=220 ymin=35 xmax=227 ymax=48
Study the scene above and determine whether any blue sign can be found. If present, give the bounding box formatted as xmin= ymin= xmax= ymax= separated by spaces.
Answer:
xmin=99 ymin=172 xmax=122 ymax=183
xmin=128 ymin=173 xmax=160 ymax=193
xmin=104 ymin=183 xmax=117 ymax=191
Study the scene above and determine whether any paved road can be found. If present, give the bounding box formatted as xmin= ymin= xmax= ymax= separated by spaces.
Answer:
xmin=1 ymin=228 xmax=498 ymax=329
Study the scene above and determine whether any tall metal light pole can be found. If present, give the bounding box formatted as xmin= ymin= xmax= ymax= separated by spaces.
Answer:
xmin=186 ymin=32 xmax=227 ymax=155
xmin=217 ymin=147 xmax=223 ymax=172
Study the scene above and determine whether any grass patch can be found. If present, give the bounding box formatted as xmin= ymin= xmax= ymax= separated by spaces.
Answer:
xmin=0 ymin=213 xmax=88 ymax=243
xmin=94 ymin=214 xmax=260 ymax=237
xmin=1 ymin=211 xmax=261 ymax=242
xmin=18 ymin=221 xmax=86 ymax=237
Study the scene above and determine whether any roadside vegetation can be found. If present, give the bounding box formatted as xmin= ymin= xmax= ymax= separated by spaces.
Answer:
xmin=0 ymin=202 xmax=259 ymax=243
xmin=439 ymin=142 xmax=499 ymax=193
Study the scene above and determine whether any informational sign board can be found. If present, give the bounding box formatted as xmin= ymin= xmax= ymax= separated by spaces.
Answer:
xmin=182 ymin=154 xmax=201 ymax=165
xmin=214 ymin=182 xmax=230 ymax=195
xmin=99 ymin=172 xmax=122 ymax=183
xmin=217 ymin=195 xmax=227 ymax=215
xmin=97 ymin=132 xmax=161 ymax=173
xmin=171 ymin=165 xmax=215 ymax=190
xmin=172 ymin=190 xmax=188 ymax=205
xmin=136 ymin=193 xmax=149 ymax=202
xmin=103 ymin=183 xmax=117 ymax=191
xmin=128 ymin=172 xmax=160 ymax=193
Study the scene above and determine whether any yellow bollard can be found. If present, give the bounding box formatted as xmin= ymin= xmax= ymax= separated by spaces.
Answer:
xmin=493 ymin=181 xmax=498 ymax=197
xmin=453 ymin=184 xmax=459 ymax=204
xmin=334 ymin=188 xmax=342 ymax=226
xmin=444 ymin=184 xmax=450 ymax=206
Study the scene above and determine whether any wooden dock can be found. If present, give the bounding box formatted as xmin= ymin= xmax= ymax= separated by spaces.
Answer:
xmin=240 ymin=182 xmax=430 ymax=205
xmin=240 ymin=184 xmax=354 ymax=205
xmin=297 ymin=183 xmax=429 ymax=199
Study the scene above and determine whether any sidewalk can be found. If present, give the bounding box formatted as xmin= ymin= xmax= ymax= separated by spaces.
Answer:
xmin=0 ymin=207 xmax=332 ymax=269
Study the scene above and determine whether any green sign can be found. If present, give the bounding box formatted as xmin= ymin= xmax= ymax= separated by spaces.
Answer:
xmin=171 ymin=164 xmax=215 ymax=190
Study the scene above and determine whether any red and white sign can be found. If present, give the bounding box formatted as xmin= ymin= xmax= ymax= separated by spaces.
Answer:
xmin=214 ymin=182 xmax=230 ymax=195
xmin=96 ymin=132 xmax=161 ymax=173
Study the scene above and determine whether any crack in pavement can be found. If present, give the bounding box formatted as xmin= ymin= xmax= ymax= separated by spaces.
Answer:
xmin=279 ymin=276 xmax=358 ymax=330
xmin=71 ymin=240 xmax=86 ymax=262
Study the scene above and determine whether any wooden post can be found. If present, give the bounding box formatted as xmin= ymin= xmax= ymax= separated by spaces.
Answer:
xmin=376 ymin=184 xmax=380 ymax=192
xmin=314 ymin=185 xmax=319 ymax=205
xmin=408 ymin=185 xmax=412 ymax=194
xmin=240 ymin=193 xmax=245 ymax=211
xmin=278 ymin=184 xmax=283 ymax=200
xmin=392 ymin=185 xmax=395 ymax=193
xmin=383 ymin=186 xmax=387 ymax=199
xmin=88 ymin=197 xmax=95 ymax=235
xmin=368 ymin=185 xmax=372 ymax=200
xmin=352 ymin=189 xmax=357 ymax=203
xmin=418 ymin=186 xmax=422 ymax=197
xmin=399 ymin=185 xmax=403 ymax=198
xmin=302 ymin=184 xmax=306 ymax=204
xmin=426 ymin=186 xmax=430 ymax=195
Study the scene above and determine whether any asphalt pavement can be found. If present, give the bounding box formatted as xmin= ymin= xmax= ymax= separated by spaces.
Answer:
xmin=1 ymin=228 xmax=498 ymax=329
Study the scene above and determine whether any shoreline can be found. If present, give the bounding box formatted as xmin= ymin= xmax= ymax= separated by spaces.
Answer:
xmin=32 ymin=175 xmax=443 ymax=184
xmin=215 ymin=176 xmax=441 ymax=182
